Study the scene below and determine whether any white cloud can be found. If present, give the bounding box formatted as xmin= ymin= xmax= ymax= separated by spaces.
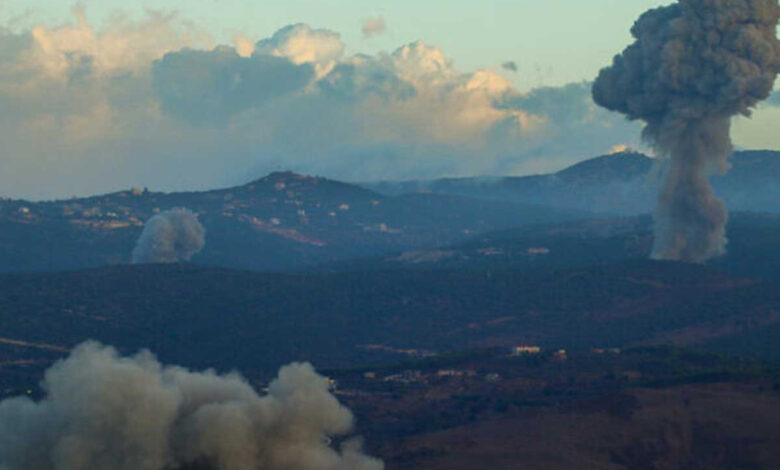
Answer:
xmin=0 ymin=13 xmax=650 ymax=199
xmin=254 ymin=24 xmax=343 ymax=78
xmin=153 ymin=47 xmax=315 ymax=123
xmin=21 ymin=7 xmax=209 ymax=78
xmin=387 ymin=41 xmax=454 ymax=86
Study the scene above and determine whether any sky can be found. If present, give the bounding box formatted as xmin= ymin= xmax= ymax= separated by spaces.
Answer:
xmin=0 ymin=1 xmax=778 ymax=199
xmin=2 ymin=0 xmax=674 ymax=90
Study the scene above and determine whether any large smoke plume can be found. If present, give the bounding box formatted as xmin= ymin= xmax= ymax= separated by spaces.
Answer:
xmin=593 ymin=0 xmax=780 ymax=262
xmin=0 ymin=341 xmax=383 ymax=470
xmin=132 ymin=208 xmax=206 ymax=264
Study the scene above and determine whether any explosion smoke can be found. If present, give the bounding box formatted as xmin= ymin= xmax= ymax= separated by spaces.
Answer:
xmin=132 ymin=208 xmax=206 ymax=264
xmin=593 ymin=0 xmax=780 ymax=262
xmin=0 ymin=342 xmax=383 ymax=470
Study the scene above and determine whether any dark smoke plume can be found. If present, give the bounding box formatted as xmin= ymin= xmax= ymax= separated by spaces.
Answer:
xmin=593 ymin=0 xmax=780 ymax=262
xmin=0 ymin=341 xmax=383 ymax=470
xmin=133 ymin=208 xmax=206 ymax=264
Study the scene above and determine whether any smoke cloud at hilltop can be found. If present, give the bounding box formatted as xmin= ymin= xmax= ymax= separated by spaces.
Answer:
xmin=593 ymin=0 xmax=780 ymax=263
xmin=132 ymin=208 xmax=206 ymax=264
xmin=0 ymin=341 xmax=383 ymax=470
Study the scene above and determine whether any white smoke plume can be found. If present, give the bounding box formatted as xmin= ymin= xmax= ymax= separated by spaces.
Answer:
xmin=0 ymin=341 xmax=383 ymax=470
xmin=132 ymin=208 xmax=206 ymax=264
xmin=593 ymin=0 xmax=780 ymax=263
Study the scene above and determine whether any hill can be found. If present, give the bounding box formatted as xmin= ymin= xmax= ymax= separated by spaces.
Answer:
xmin=330 ymin=347 xmax=780 ymax=470
xmin=364 ymin=150 xmax=780 ymax=215
xmin=2 ymin=260 xmax=779 ymax=396
xmin=0 ymin=172 xmax=584 ymax=273
xmin=331 ymin=211 xmax=780 ymax=281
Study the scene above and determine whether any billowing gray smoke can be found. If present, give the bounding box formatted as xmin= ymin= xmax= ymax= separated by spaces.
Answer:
xmin=0 ymin=342 xmax=383 ymax=470
xmin=132 ymin=208 xmax=206 ymax=264
xmin=593 ymin=0 xmax=780 ymax=262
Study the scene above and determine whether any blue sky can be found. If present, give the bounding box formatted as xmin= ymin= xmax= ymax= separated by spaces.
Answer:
xmin=2 ymin=0 xmax=670 ymax=90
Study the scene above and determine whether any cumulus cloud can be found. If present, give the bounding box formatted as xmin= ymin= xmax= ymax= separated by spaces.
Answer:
xmin=255 ymin=24 xmax=344 ymax=78
xmin=0 ymin=12 xmax=655 ymax=199
xmin=0 ymin=341 xmax=383 ymax=470
xmin=153 ymin=47 xmax=314 ymax=123
xmin=497 ymin=82 xmax=644 ymax=168
xmin=132 ymin=208 xmax=206 ymax=264
xmin=361 ymin=18 xmax=387 ymax=38
xmin=15 ymin=7 xmax=209 ymax=78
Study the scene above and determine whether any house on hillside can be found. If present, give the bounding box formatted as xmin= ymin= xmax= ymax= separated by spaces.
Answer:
xmin=513 ymin=345 xmax=541 ymax=356
xmin=553 ymin=349 xmax=568 ymax=361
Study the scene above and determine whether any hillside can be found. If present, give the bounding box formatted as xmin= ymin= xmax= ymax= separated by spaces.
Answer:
xmin=365 ymin=150 xmax=780 ymax=215
xmin=0 ymin=172 xmax=584 ymax=273
xmin=331 ymin=212 xmax=780 ymax=281
xmin=333 ymin=347 xmax=780 ymax=470
xmin=2 ymin=260 xmax=780 ymax=397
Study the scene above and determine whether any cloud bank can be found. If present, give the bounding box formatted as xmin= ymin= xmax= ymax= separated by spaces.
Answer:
xmin=0 ymin=341 xmax=382 ymax=470
xmin=2 ymin=11 xmax=650 ymax=199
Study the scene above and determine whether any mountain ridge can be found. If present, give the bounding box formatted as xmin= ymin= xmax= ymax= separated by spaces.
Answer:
xmin=363 ymin=150 xmax=780 ymax=214
xmin=0 ymin=170 xmax=586 ymax=274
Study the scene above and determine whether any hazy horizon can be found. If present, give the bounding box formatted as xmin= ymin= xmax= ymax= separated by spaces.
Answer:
xmin=0 ymin=2 xmax=778 ymax=200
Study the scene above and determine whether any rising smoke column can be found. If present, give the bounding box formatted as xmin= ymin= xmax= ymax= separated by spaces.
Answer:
xmin=132 ymin=208 xmax=206 ymax=264
xmin=593 ymin=0 xmax=780 ymax=262
xmin=0 ymin=341 xmax=383 ymax=470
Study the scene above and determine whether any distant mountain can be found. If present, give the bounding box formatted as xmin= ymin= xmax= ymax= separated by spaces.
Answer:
xmin=712 ymin=150 xmax=780 ymax=212
xmin=0 ymin=172 xmax=586 ymax=273
xmin=364 ymin=150 xmax=780 ymax=215
xmin=1 ymin=261 xmax=779 ymax=389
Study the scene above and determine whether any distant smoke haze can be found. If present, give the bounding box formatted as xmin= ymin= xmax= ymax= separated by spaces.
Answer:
xmin=132 ymin=208 xmax=206 ymax=264
xmin=361 ymin=17 xmax=386 ymax=37
xmin=593 ymin=0 xmax=780 ymax=263
xmin=0 ymin=341 xmax=383 ymax=470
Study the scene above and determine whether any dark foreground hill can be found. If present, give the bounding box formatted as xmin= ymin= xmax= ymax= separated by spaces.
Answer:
xmin=0 ymin=172 xmax=584 ymax=274
xmin=1 ymin=261 xmax=779 ymax=392
xmin=332 ymin=347 xmax=780 ymax=470
xmin=365 ymin=150 xmax=780 ymax=215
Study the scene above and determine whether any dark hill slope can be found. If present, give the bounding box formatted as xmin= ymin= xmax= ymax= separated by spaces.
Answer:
xmin=1 ymin=262 xmax=778 ymax=385
xmin=334 ymin=212 xmax=780 ymax=281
